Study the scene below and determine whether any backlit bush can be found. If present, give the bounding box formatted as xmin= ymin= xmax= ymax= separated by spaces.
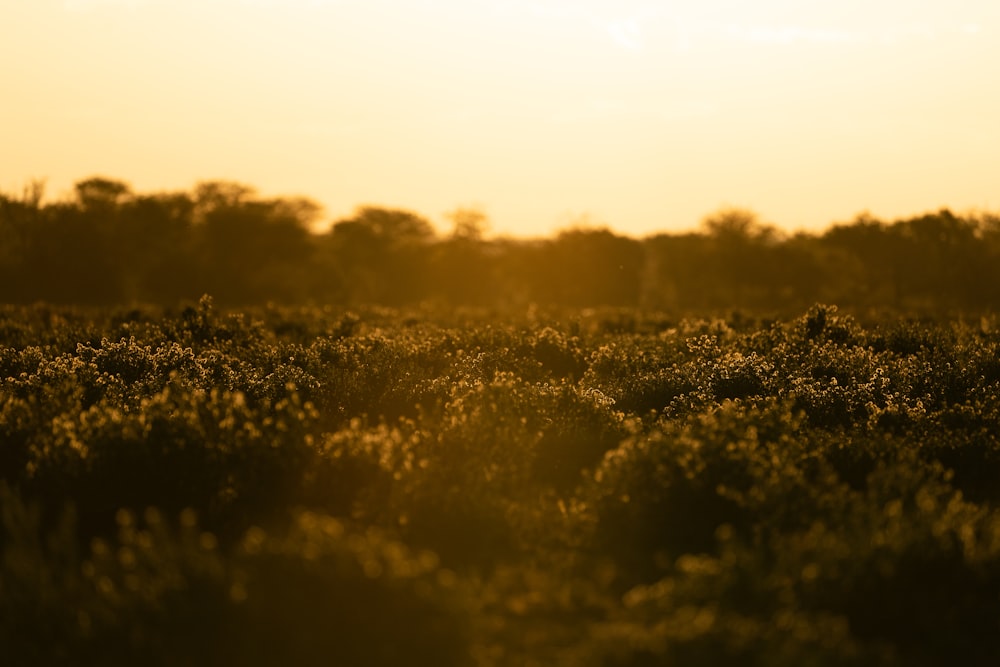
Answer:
xmin=3 ymin=302 xmax=1000 ymax=664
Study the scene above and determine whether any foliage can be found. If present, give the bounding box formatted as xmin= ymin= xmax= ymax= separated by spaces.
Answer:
xmin=4 ymin=178 xmax=1000 ymax=311
xmin=3 ymin=302 xmax=1000 ymax=665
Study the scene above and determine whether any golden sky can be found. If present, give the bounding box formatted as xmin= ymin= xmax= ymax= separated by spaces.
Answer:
xmin=3 ymin=0 xmax=999 ymax=237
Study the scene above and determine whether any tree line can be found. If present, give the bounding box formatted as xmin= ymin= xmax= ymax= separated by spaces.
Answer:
xmin=2 ymin=176 xmax=999 ymax=313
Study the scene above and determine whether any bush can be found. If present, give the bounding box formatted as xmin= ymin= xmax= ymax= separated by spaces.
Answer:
xmin=4 ymin=302 xmax=1000 ymax=665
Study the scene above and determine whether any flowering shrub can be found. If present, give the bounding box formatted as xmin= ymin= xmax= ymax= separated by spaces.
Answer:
xmin=0 ymin=486 xmax=471 ymax=666
xmin=2 ymin=301 xmax=1000 ymax=664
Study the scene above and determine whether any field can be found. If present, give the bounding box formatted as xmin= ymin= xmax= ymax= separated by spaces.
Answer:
xmin=3 ymin=298 xmax=1000 ymax=666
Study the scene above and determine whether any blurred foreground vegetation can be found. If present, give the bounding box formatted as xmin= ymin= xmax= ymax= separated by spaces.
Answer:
xmin=3 ymin=300 xmax=1000 ymax=665
xmin=3 ymin=177 xmax=1000 ymax=313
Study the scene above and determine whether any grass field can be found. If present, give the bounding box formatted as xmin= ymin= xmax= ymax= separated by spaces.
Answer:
xmin=3 ymin=299 xmax=1000 ymax=666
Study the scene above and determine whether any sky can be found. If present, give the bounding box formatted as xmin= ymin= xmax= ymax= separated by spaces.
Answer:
xmin=2 ymin=0 xmax=999 ymax=237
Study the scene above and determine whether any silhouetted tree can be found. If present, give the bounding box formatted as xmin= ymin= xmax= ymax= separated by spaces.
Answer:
xmin=774 ymin=232 xmax=861 ymax=309
xmin=75 ymin=177 xmax=131 ymax=210
xmin=321 ymin=206 xmax=436 ymax=304
xmin=3 ymin=174 xmax=1000 ymax=312
xmin=698 ymin=208 xmax=783 ymax=309
xmin=889 ymin=210 xmax=984 ymax=309
xmin=20 ymin=176 xmax=132 ymax=304
xmin=529 ymin=226 xmax=643 ymax=307
xmin=821 ymin=214 xmax=901 ymax=308
xmin=428 ymin=208 xmax=497 ymax=305
xmin=640 ymin=232 xmax=709 ymax=310
xmin=0 ymin=181 xmax=46 ymax=302
xmin=117 ymin=192 xmax=199 ymax=302
xmin=979 ymin=213 xmax=1000 ymax=305
xmin=193 ymin=181 xmax=318 ymax=304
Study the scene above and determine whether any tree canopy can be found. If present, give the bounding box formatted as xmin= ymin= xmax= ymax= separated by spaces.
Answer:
xmin=2 ymin=177 xmax=999 ymax=313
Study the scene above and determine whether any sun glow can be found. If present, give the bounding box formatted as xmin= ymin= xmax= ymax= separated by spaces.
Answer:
xmin=3 ymin=0 xmax=1000 ymax=236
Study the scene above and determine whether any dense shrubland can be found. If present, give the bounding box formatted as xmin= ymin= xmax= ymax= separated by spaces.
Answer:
xmin=2 ymin=299 xmax=1000 ymax=665
xmin=3 ymin=177 xmax=1000 ymax=313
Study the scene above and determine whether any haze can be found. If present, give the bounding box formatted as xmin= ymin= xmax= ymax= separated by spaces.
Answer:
xmin=3 ymin=0 xmax=999 ymax=236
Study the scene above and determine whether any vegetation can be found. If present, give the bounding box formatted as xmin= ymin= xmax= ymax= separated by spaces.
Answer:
xmin=3 ymin=299 xmax=1000 ymax=665
xmin=3 ymin=177 xmax=1000 ymax=313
